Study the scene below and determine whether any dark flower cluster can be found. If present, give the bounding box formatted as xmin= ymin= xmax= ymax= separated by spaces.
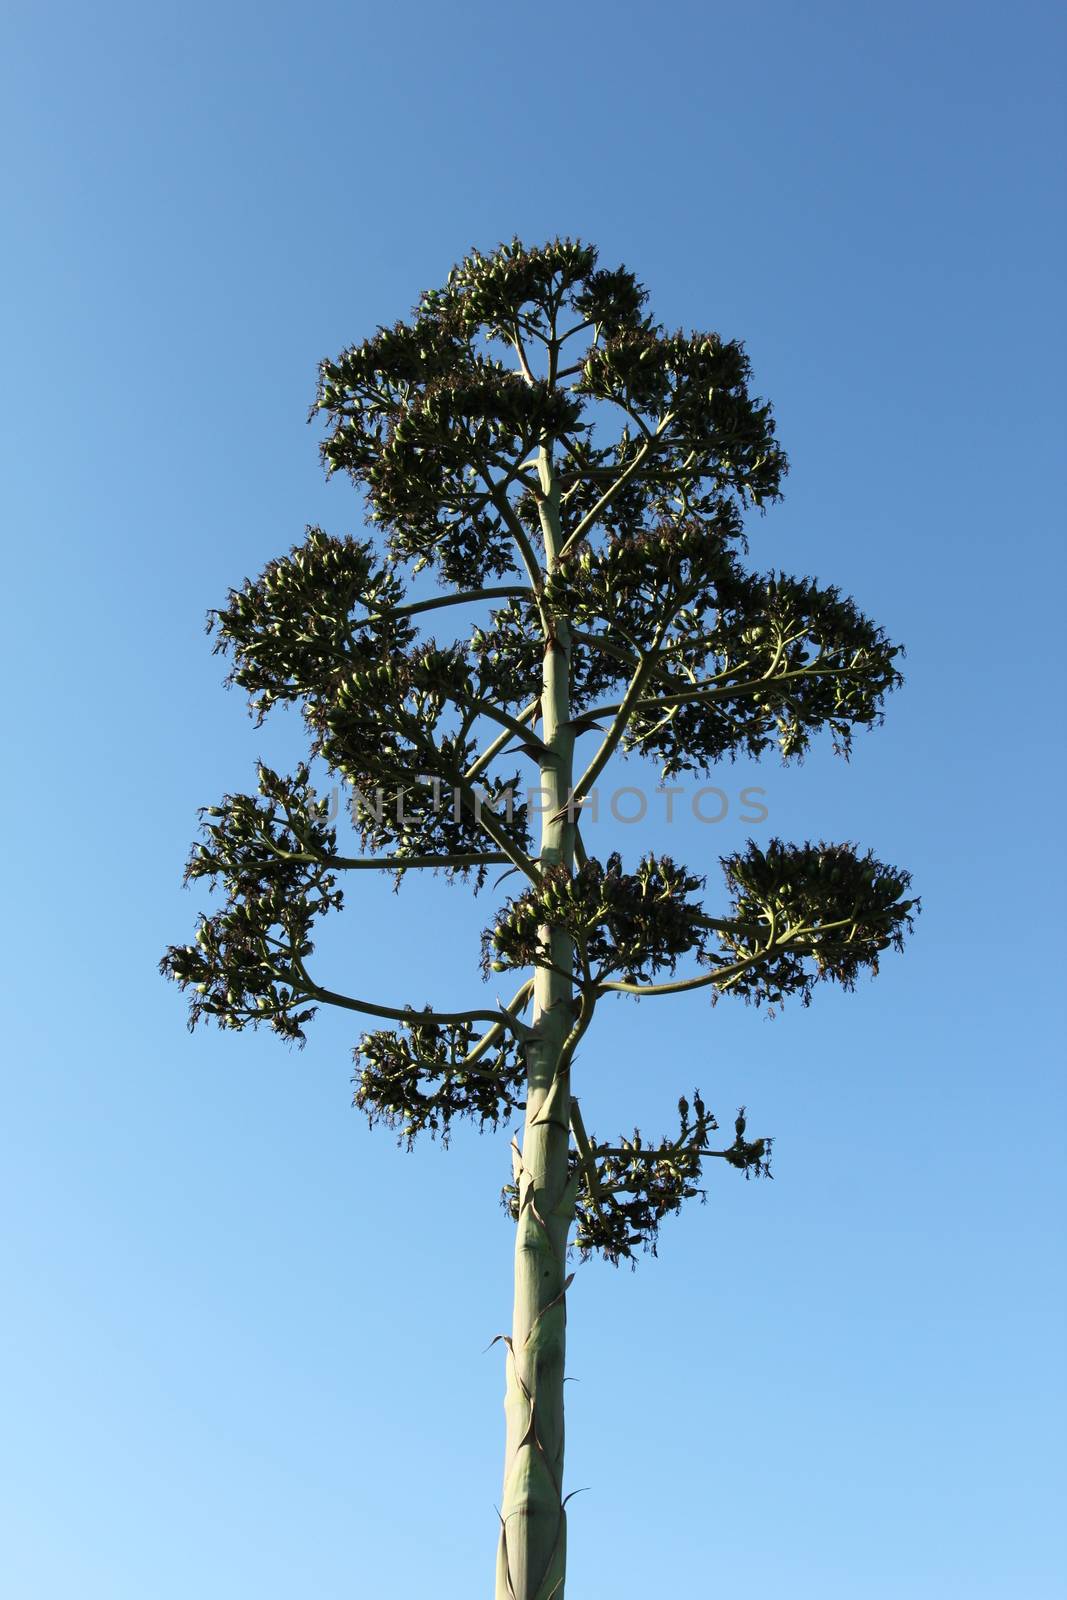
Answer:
xmin=713 ymin=838 xmax=917 ymax=1006
xmin=362 ymin=369 xmax=577 ymax=583
xmin=320 ymin=332 xmax=580 ymax=584
xmin=545 ymin=515 xmax=742 ymax=664
xmin=569 ymin=1144 xmax=704 ymax=1266
xmin=315 ymin=237 xmax=786 ymax=587
xmin=421 ymin=237 xmax=647 ymax=344
xmin=483 ymin=853 xmax=708 ymax=984
xmin=211 ymin=527 xmax=414 ymax=721
xmin=314 ymin=639 xmax=532 ymax=860
xmin=316 ymin=637 xmax=475 ymax=786
xmin=501 ymin=1094 xmax=772 ymax=1265
xmin=572 ymin=1100 xmax=773 ymax=1265
xmin=577 ymin=328 xmax=786 ymax=518
xmin=159 ymin=765 xmax=343 ymax=1042
xmin=622 ymin=572 xmax=904 ymax=774
xmin=213 ymin=531 xmax=536 ymax=862
xmin=498 ymin=523 xmax=903 ymax=764
xmin=354 ymin=1015 xmax=526 ymax=1146
xmin=211 ymin=533 xmax=515 ymax=849
xmin=466 ymin=598 xmax=543 ymax=704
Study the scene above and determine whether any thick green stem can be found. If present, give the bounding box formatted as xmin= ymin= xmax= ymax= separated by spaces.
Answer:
xmin=496 ymin=452 xmax=575 ymax=1600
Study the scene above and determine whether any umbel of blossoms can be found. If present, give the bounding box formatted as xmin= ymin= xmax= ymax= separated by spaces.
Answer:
xmin=162 ymin=239 xmax=916 ymax=1600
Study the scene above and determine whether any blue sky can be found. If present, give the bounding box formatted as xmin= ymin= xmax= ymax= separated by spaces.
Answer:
xmin=2 ymin=2 xmax=1064 ymax=1595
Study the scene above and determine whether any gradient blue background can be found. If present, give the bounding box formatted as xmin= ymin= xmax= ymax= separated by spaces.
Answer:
xmin=2 ymin=3 xmax=1064 ymax=1595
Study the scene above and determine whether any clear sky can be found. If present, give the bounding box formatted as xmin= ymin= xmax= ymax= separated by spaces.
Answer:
xmin=2 ymin=2 xmax=1064 ymax=1596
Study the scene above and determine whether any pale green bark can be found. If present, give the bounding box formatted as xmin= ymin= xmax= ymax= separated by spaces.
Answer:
xmin=496 ymin=453 xmax=576 ymax=1600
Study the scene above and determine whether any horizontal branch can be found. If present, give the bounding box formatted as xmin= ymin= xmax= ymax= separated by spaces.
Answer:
xmin=595 ymin=1145 xmax=746 ymax=1162
xmin=385 ymin=585 xmax=533 ymax=620
xmin=597 ymin=917 xmax=856 ymax=999
xmin=649 ymin=663 xmax=863 ymax=712
xmin=297 ymin=961 xmax=533 ymax=1039
xmin=581 ymin=663 xmax=868 ymax=726
xmin=370 ymin=851 xmax=511 ymax=872
xmin=252 ymin=832 xmax=510 ymax=874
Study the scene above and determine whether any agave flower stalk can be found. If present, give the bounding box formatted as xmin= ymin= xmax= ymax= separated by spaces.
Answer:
xmin=162 ymin=239 xmax=916 ymax=1600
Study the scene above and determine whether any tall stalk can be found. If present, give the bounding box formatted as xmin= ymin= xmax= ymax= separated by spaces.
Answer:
xmin=161 ymin=237 xmax=916 ymax=1600
xmin=496 ymin=452 xmax=575 ymax=1600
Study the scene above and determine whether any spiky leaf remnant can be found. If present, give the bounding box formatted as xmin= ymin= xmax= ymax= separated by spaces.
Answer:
xmin=163 ymin=238 xmax=916 ymax=1600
